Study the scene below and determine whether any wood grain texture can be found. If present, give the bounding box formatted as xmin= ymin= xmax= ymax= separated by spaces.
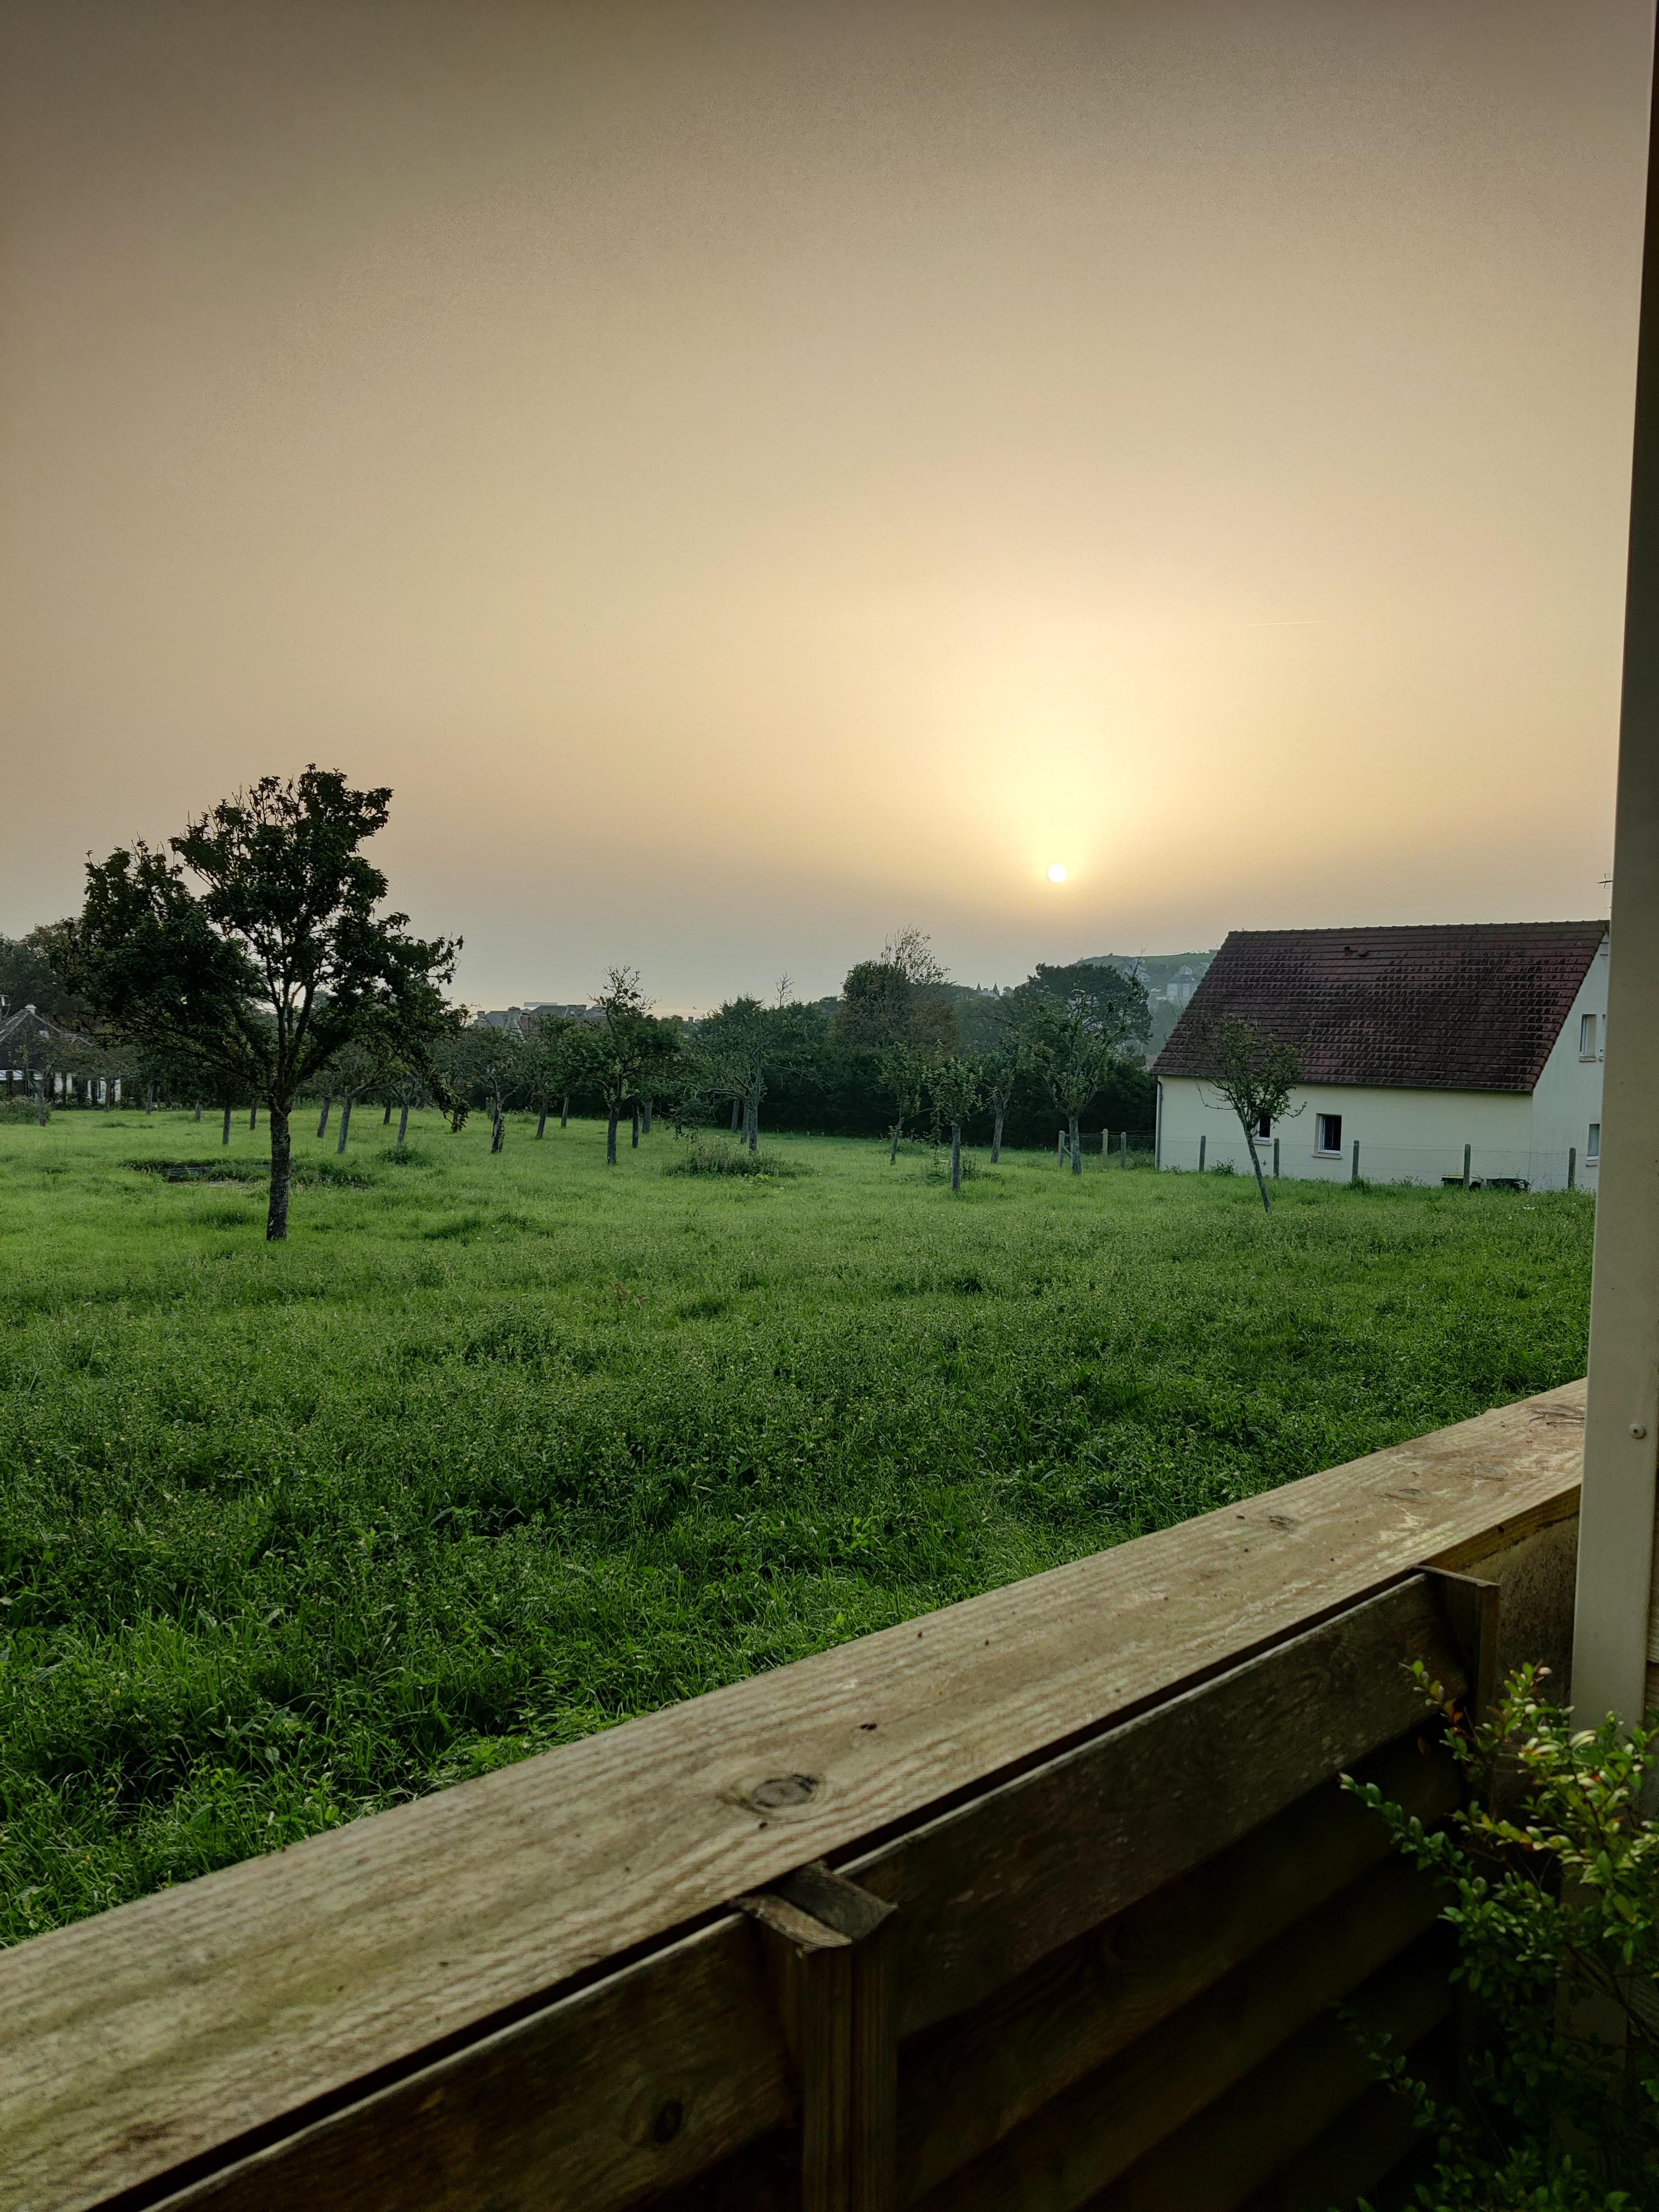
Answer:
xmin=894 ymin=1726 xmax=1459 ymax=2203
xmin=0 ymin=1383 xmax=1583 ymax=2212
xmin=853 ymin=1576 xmax=1464 ymax=2041
xmin=910 ymin=1860 xmax=1448 ymax=2212
xmin=1086 ymin=1957 xmax=1455 ymax=2212
xmin=142 ymin=1915 xmax=790 ymax=2212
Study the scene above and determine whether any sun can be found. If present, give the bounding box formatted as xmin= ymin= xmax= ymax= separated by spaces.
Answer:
xmin=1046 ymin=862 xmax=1068 ymax=884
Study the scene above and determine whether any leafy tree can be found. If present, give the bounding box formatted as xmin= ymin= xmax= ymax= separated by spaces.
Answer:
xmin=523 ymin=1014 xmax=583 ymax=1138
xmin=981 ymin=1044 xmax=1020 ymax=1165
xmin=878 ymin=1044 xmax=930 ymax=1164
xmin=0 ymin=927 xmax=93 ymax=1029
xmin=695 ymin=997 xmax=774 ymax=1155
xmin=928 ymin=1056 xmax=983 ymax=1193
xmin=441 ymin=1023 xmax=533 ymax=1154
xmin=1007 ymin=959 xmax=1151 ymax=1055
xmin=1349 ymin=1663 xmax=1659 ymax=2208
xmin=60 ymin=768 xmax=459 ymax=1240
xmin=1018 ymin=994 xmax=1126 ymax=1175
xmin=833 ymin=928 xmax=958 ymax=1058
xmin=572 ymin=968 xmax=681 ymax=1165
xmin=1192 ymin=1013 xmax=1302 ymax=1214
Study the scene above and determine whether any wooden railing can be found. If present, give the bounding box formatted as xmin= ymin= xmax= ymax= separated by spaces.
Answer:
xmin=0 ymin=1384 xmax=1585 ymax=2212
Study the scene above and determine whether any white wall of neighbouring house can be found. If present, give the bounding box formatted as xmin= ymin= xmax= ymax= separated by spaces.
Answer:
xmin=1156 ymin=1076 xmax=1542 ymax=1187
xmin=1528 ymin=935 xmax=1608 ymax=1188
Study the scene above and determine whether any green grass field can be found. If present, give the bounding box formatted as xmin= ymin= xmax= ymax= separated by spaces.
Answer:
xmin=0 ymin=1108 xmax=1593 ymax=1942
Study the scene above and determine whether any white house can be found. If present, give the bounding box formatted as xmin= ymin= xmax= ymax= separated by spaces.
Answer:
xmin=1152 ymin=922 xmax=1608 ymax=1191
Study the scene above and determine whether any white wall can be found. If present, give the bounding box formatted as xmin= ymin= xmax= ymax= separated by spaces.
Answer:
xmin=1528 ymin=934 xmax=1608 ymax=1187
xmin=1158 ymin=1075 xmax=1548 ymax=1187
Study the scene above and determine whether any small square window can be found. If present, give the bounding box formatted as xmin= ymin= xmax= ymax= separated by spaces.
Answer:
xmin=1316 ymin=1113 xmax=1342 ymax=1155
xmin=1257 ymin=1112 xmax=1272 ymax=1139
xmin=1580 ymin=1013 xmax=1598 ymax=1060
xmin=1587 ymin=1122 xmax=1601 ymax=1164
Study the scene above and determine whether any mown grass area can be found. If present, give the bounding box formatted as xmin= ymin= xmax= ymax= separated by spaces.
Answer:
xmin=0 ymin=1109 xmax=1593 ymax=1942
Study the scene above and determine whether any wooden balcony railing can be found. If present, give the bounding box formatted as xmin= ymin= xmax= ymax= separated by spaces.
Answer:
xmin=0 ymin=1382 xmax=1585 ymax=2212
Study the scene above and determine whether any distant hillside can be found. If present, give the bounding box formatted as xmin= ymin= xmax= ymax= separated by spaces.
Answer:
xmin=1085 ymin=951 xmax=1219 ymax=1059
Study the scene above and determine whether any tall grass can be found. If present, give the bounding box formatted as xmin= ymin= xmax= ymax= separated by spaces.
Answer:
xmin=0 ymin=1110 xmax=1592 ymax=1941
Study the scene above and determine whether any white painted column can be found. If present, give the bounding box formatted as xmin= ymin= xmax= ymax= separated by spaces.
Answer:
xmin=1572 ymin=11 xmax=1659 ymax=1729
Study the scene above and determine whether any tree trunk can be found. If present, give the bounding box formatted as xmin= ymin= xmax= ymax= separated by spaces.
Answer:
xmin=491 ymin=1101 xmax=506 ymax=1153
xmin=889 ymin=1119 xmax=902 ymax=1164
xmin=632 ymin=1105 xmax=640 ymax=1149
xmin=951 ymin=1120 xmax=963 ymax=1192
xmin=1070 ymin=1117 xmax=1081 ymax=1175
xmin=643 ymin=1099 xmax=653 ymax=1134
xmin=397 ymin=1102 xmax=410 ymax=1146
xmin=1243 ymin=1126 xmax=1272 ymax=1213
xmin=731 ymin=1098 xmax=741 ymax=1132
xmin=144 ymin=1084 xmax=154 ymax=1114
xmin=267 ymin=1105 xmax=292 ymax=1241
xmin=194 ymin=1102 xmax=202 ymax=1122
xmin=337 ymin=1097 xmax=353 ymax=1154
xmin=35 ymin=1076 xmax=47 ymax=1126
xmin=991 ymin=1108 xmax=1004 ymax=1165
xmin=536 ymin=1104 xmax=549 ymax=1138
xmin=746 ymin=1097 xmax=758 ymax=1155
xmin=222 ymin=1102 xmax=232 ymax=1146
xmin=317 ymin=1095 xmax=332 ymax=1139
xmin=560 ymin=1094 xmax=569 ymax=1129
xmin=249 ymin=1103 xmax=258 ymax=1131
xmin=383 ymin=1100 xmax=393 ymax=1124
xmin=607 ymin=1107 xmax=619 ymax=1165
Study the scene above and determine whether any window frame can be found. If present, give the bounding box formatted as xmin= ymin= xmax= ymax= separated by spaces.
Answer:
xmin=1580 ymin=1012 xmax=1599 ymax=1061
xmin=1587 ymin=1121 xmax=1601 ymax=1165
xmin=1314 ymin=1112 xmax=1343 ymax=1157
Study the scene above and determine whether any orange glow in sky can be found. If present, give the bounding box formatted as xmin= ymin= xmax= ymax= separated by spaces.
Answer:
xmin=0 ymin=1 xmax=1644 ymax=1006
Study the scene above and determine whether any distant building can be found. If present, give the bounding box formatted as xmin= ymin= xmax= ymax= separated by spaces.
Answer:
xmin=1152 ymin=922 xmax=1608 ymax=1191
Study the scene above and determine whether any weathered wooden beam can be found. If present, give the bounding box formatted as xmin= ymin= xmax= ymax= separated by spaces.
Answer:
xmin=912 ymin=1870 xmax=1447 ymax=2212
xmin=138 ymin=1917 xmax=791 ymax=2212
xmin=741 ymin=1865 xmax=896 ymax=2212
xmin=851 ymin=1575 xmax=1465 ymax=2041
xmin=894 ymin=1726 xmax=1459 ymax=2204
xmin=1085 ymin=1947 xmax=1454 ymax=2212
xmin=0 ymin=1386 xmax=1582 ymax=2212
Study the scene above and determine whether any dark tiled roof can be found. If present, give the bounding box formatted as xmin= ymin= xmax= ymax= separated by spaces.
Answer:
xmin=1152 ymin=924 xmax=1607 ymax=1094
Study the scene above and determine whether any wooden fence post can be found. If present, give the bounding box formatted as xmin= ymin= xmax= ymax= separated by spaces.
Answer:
xmin=1462 ymin=1143 xmax=1471 ymax=1190
xmin=1198 ymin=1135 xmax=1206 ymax=1172
xmin=1568 ymin=1145 xmax=1577 ymax=1192
xmin=1121 ymin=1130 xmax=1129 ymax=1168
xmin=1351 ymin=1139 xmax=1360 ymax=1185
xmin=1272 ymin=1137 xmax=1280 ymax=1180
xmin=740 ymin=1864 xmax=897 ymax=2212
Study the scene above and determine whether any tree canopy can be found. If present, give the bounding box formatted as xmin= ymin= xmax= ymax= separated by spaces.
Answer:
xmin=61 ymin=767 xmax=458 ymax=1239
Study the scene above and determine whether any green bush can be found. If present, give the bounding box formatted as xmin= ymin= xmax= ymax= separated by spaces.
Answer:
xmin=1349 ymin=1665 xmax=1659 ymax=2209
xmin=0 ymin=1099 xmax=47 ymax=1124
xmin=665 ymin=1138 xmax=806 ymax=1178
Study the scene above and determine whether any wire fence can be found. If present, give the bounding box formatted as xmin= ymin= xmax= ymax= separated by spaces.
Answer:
xmin=1156 ymin=1133 xmax=1595 ymax=1192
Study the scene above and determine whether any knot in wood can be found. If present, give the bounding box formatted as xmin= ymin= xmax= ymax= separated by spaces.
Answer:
xmin=650 ymin=2099 xmax=684 ymax=2144
xmin=749 ymin=1772 xmax=819 ymax=1811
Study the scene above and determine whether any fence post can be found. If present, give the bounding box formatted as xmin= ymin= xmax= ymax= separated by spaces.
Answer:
xmin=221 ymin=1103 xmax=232 ymax=1147
xmin=1568 ymin=1145 xmax=1577 ymax=1192
xmin=1351 ymin=1139 xmax=1360 ymax=1185
xmin=742 ymin=1865 xmax=897 ymax=2212
xmin=1198 ymin=1134 xmax=1206 ymax=1172
xmin=1272 ymin=1136 xmax=1280 ymax=1180
xmin=1462 ymin=1142 xmax=1472 ymax=1190
xmin=1056 ymin=1130 xmax=1065 ymax=1167
xmin=1121 ymin=1129 xmax=1129 ymax=1168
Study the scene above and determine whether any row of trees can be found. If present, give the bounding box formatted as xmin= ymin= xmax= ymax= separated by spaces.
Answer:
xmin=4 ymin=771 xmax=1167 ymax=1235
xmin=441 ymin=935 xmax=1155 ymax=1196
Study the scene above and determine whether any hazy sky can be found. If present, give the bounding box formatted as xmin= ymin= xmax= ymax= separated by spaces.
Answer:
xmin=2 ymin=1 xmax=1650 ymax=1009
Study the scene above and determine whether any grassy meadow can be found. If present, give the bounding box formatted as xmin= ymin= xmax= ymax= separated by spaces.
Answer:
xmin=0 ymin=1107 xmax=1593 ymax=1942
